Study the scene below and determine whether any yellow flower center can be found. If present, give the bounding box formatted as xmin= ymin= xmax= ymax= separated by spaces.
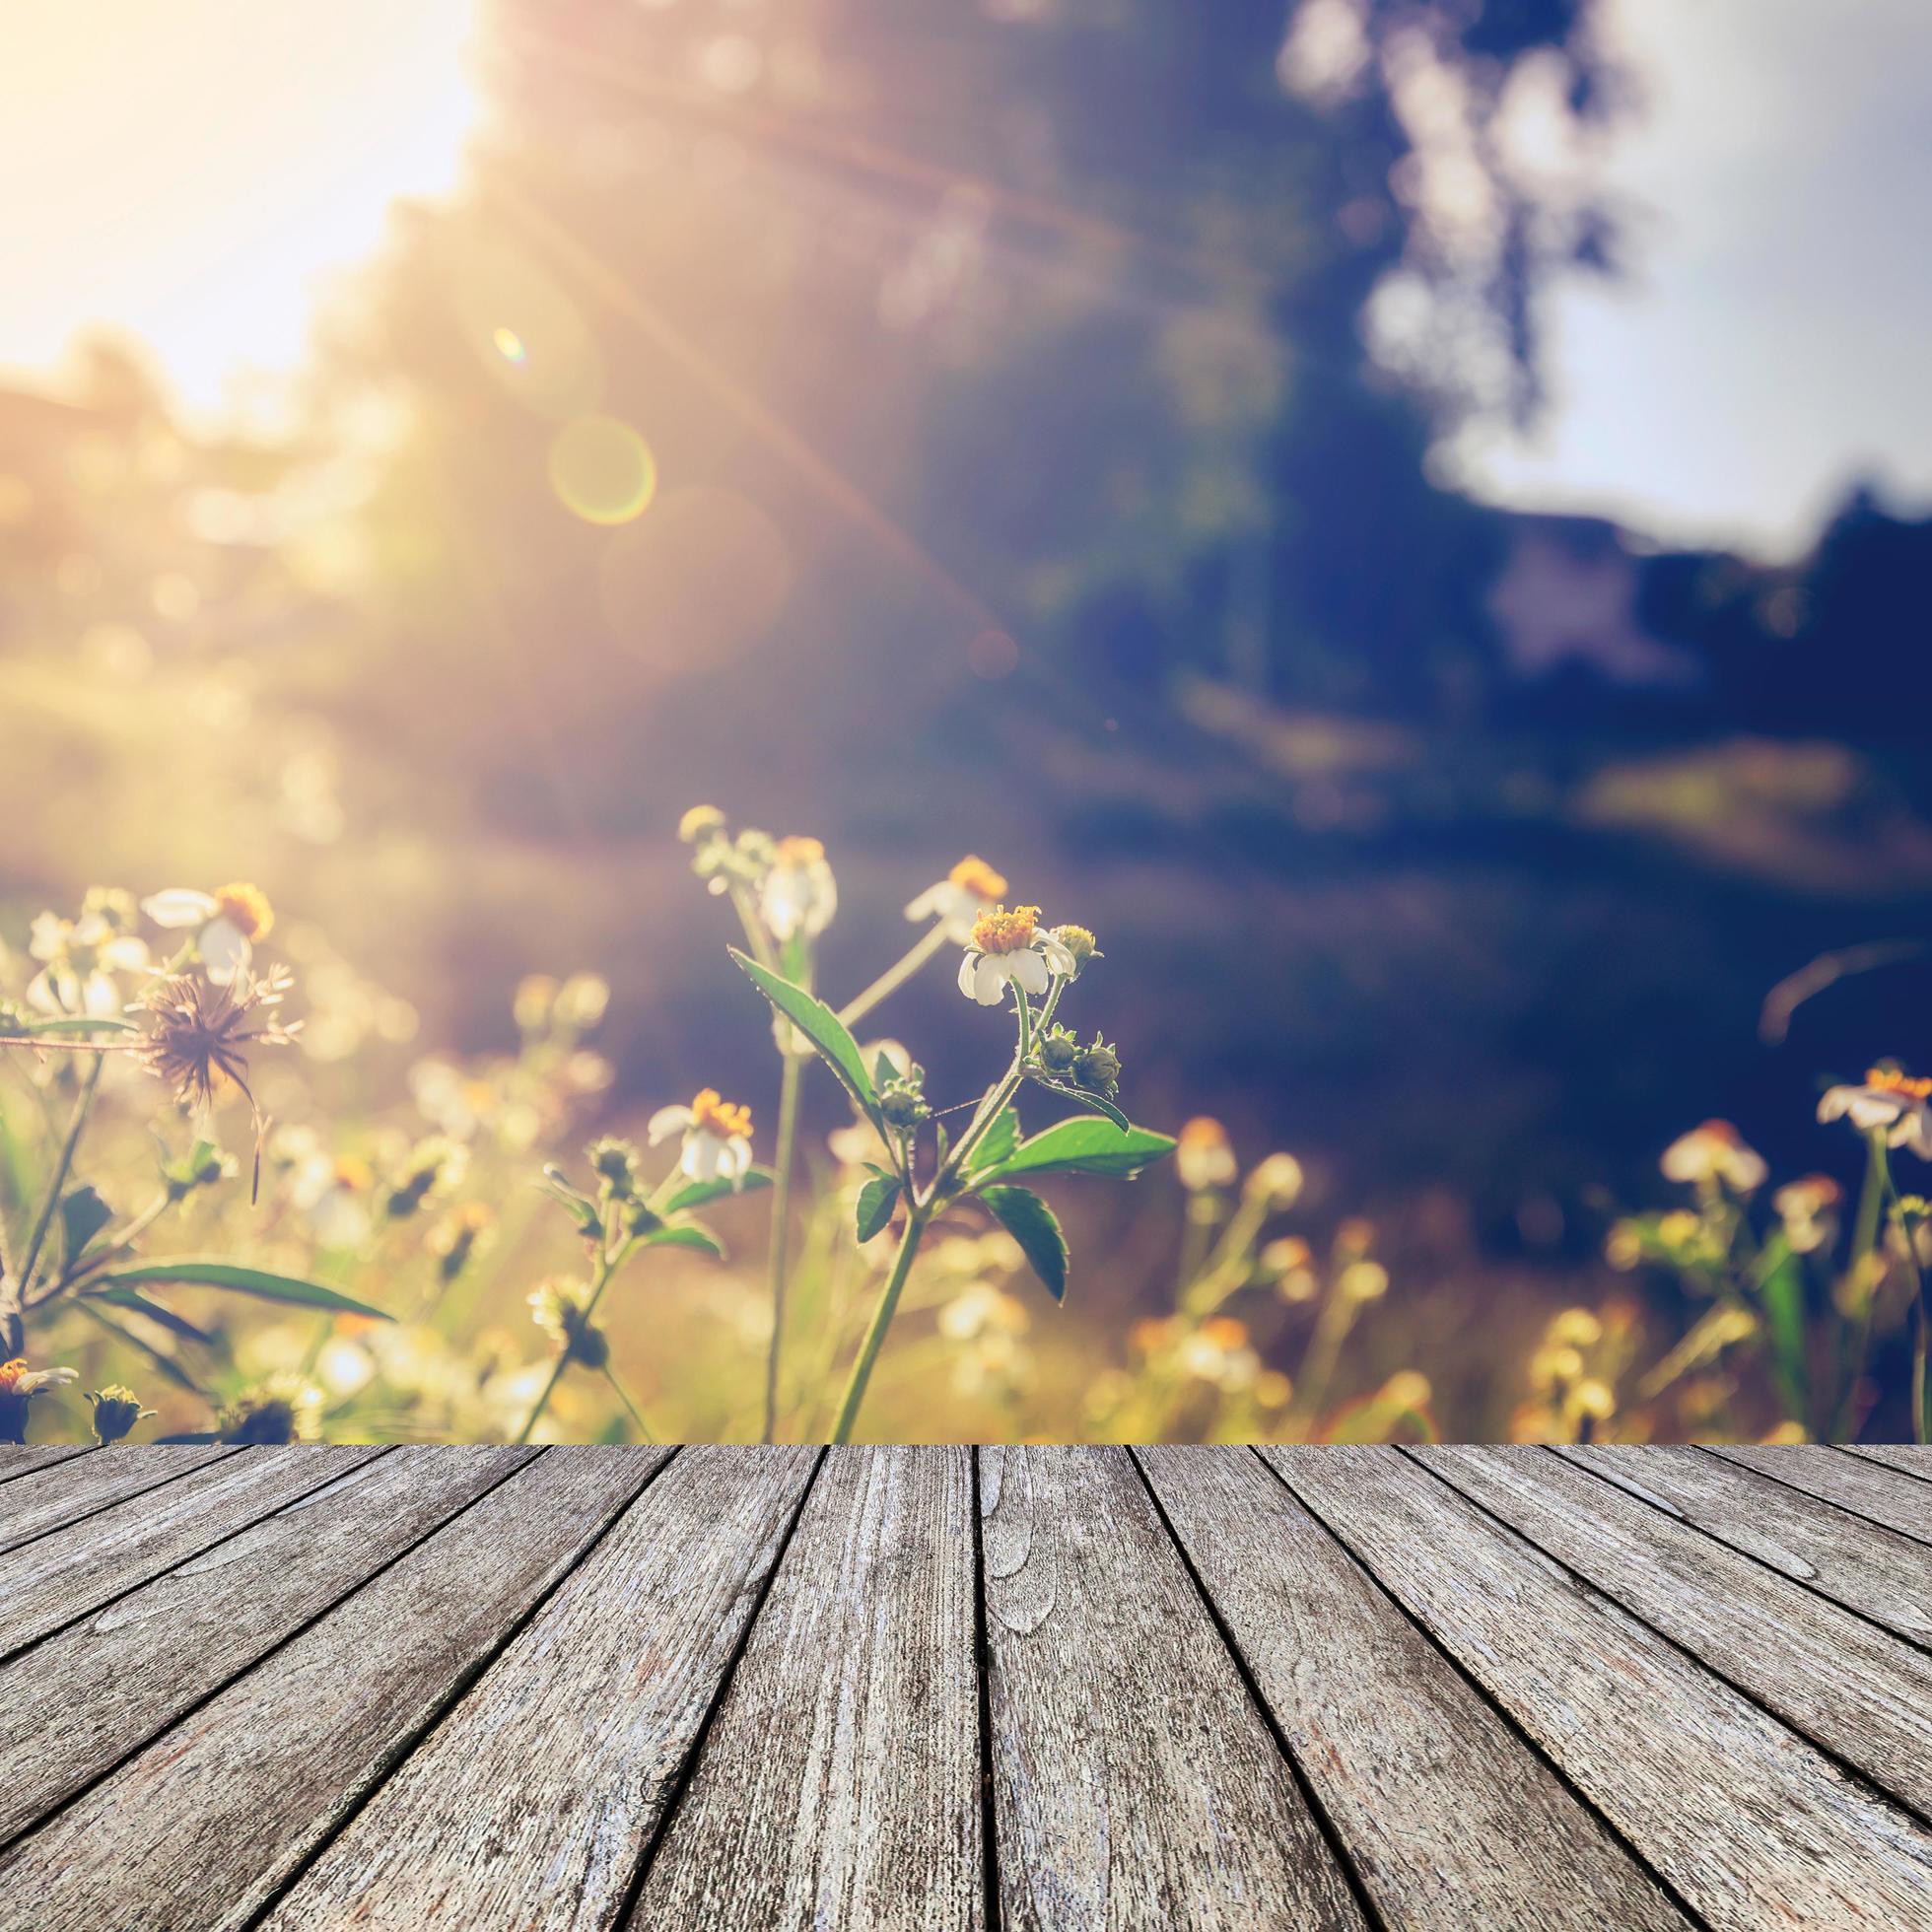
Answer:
xmin=948 ymin=855 xmax=1008 ymax=900
xmin=213 ymin=881 xmax=274 ymax=941
xmin=690 ymin=1087 xmax=753 ymax=1138
xmin=970 ymin=904 xmax=1040 ymax=954
xmin=0 ymin=1358 xmax=25 ymax=1395
xmin=773 ymin=836 xmax=824 ymax=866
xmin=1867 ymin=1068 xmax=1932 ymax=1101
xmin=678 ymin=803 xmax=726 ymax=843
xmin=1177 ymin=1116 xmax=1231 ymax=1153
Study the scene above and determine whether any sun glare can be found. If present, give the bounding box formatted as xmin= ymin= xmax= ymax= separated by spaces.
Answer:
xmin=0 ymin=0 xmax=480 ymax=423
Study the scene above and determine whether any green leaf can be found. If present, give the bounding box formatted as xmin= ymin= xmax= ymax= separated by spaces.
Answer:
xmin=975 ymin=1118 xmax=1176 ymax=1183
xmin=1027 ymin=1076 xmax=1132 ymax=1133
xmin=873 ymin=1049 xmax=899 ymax=1090
xmin=970 ymin=1104 xmax=1022 ymax=1171
xmin=73 ymin=1298 xmax=206 ymax=1396
xmin=641 ymin=1223 xmax=724 ymax=1259
xmin=60 ymin=1185 xmax=115 ymax=1269
xmin=91 ymin=1260 xmax=394 ymax=1321
xmin=980 ymin=1185 xmax=1068 ymax=1302
xmin=661 ymin=1166 xmax=774 ymax=1215
xmin=730 ymin=950 xmax=879 ymax=1124
xmin=87 ymin=1281 xmax=218 ymax=1347
xmin=856 ymin=1175 xmax=899 ymax=1243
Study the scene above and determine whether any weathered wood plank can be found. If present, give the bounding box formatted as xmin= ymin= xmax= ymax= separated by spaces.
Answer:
xmin=1138 ymin=1445 xmax=1688 ymax=1930
xmin=630 ymin=1446 xmax=981 ymax=1930
xmin=0 ymin=1445 xmax=531 ymax=1842
xmin=1561 ymin=1444 xmax=1932 ymax=1646
xmin=0 ymin=1442 xmax=233 ymax=1551
xmin=981 ymin=1445 xmax=1366 ymax=1931
xmin=1847 ymin=1445 xmax=1932 ymax=1480
xmin=0 ymin=1443 xmax=381 ymax=1660
xmin=0 ymin=1446 xmax=662 ymax=1932
xmin=257 ymin=1445 xmax=817 ymax=1932
xmin=0 ymin=1446 xmax=89 ymax=1486
xmin=1269 ymin=1445 xmax=1932 ymax=1931
xmin=1714 ymin=1444 xmax=1932 ymax=1545
xmin=1429 ymin=1444 xmax=1932 ymax=1819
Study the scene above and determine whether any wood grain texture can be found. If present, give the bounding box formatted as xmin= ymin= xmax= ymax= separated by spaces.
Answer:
xmin=0 ymin=1442 xmax=233 ymax=1551
xmin=1847 ymin=1445 xmax=1932 ymax=1480
xmin=632 ymin=1446 xmax=982 ymax=1931
xmin=0 ymin=1446 xmax=659 ymax=1932
xmin=981 ymin=1445 xmax=1366 ymax=1932
xmin=0 ymin=1445 xmax=527 ymax=1842
xmin=1561 ymin=1443 xmax=1932 ymax=1646
xmin=1429 ymin=1444 xmax=1932 ymax=1820
xmin=0 ymin=1443 xmax=380 ymax=1659
xmin=1138 ymin=1445 xmax=1688 ymax=1931
xmin=258 ymin=1444 xmax=814 ymax=1932
xmin=1714 ymin=1444 xmax=1932 ymax=1544
xmin=0 ymin=1446 xmax=89 ymax=1486
xmin=1270 ymin=1445 xmax=1932 ymax=1931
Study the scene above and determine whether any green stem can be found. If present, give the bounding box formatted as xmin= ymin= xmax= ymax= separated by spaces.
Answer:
xmin=515 ymin=1234 xmax=628 ymax=1445
xmin=17 ymin=1057 xmax=104 ymax=1302
xmin=935 ymin=976 xmax=1064 ymax=1200
xmin=830 ymin=1211 xmax=927 ymax=1444
xmin=836 ymin=923 xmax=949 ymax=1031
xmin=761 ymin=1050 xmax=803 ymax=1444
xmin=1834 ymin=1129 xmax=1890 ymax=1438
xmin=1870 ymin=1140 xmax=1929 ymax=1444
xmin=604 ymin=1363 xmax=657 ymax=1443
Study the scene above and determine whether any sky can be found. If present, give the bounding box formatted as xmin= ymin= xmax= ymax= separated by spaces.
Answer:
xmin=2 ymin=0 xmax=1927 ymax=560
xmin=1451 ymin=0 xmax=1932 ymax=559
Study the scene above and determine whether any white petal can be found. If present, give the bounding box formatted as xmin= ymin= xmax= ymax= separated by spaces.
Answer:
xmin=682 ymin=1132 xmax=724 ymax=1181
xmin=724 ymin=1137 xmax=752 ymax=1179
xmin=1817 ymin=1087 xmax=1855 ymax=1124
xmin=958 ymin=951 xmax=983 ymax=1000
xmin=1009 ymin=948 xmax=1050 ymax=997
xmin=82 ymin=972 xmax=119 ymax=1018
xmin=1898 ymin=1107 xmax=1932 ymax=1161
xmin=973 ymin=954 xmax=1009 ymax=1005
xmin=1035 ymin=933 xmax=1075 ymax=976
xmin=1847 ymin=1093 xmax=1903 ymax=1131
xmin=143 ymin=888 xmax=218 ymax=929
xmin=101 ymin=935 xmax=151 ymax=973
xmin=648 ymin=1104 xmax=693 ymax=1143
xmin=200 ymin=920 xmax=252 ymax=985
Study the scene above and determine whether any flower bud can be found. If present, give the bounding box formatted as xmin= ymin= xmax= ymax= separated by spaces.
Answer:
xmin=1052 ymin=925 xmax=1100 ymax=975
xmin=1072 ymin=1035 xmax=1121 ymax=1101
xmin=1034 ymin=1024 xmax=1080 ymax=1077
xmin=86 ymin=1384 xmax=153 ymax=1445
xmin=1244 ymin=1153 xmax=1304 ymax=1211
xmin=678 ymin=803 xmax=728 ymax=845
xmin=586 ymin=1137 xmax=640 ymax=1197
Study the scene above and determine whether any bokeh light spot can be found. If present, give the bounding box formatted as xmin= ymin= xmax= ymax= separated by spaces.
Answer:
xmin=967 ymin=629 xmax=1019 ymax=680
xmin=548 ymin=416 xmax=658 ymax=526
xmin=492 ymin=326 xmax=527 ymax=365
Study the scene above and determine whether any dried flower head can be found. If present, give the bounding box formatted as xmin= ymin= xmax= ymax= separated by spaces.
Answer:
xmin=136 ymin=966 xmax=298 ymax=1198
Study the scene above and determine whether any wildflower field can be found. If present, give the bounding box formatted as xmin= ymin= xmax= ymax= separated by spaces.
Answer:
xmin=4 ymin=808 xmax=1927 ymax=1451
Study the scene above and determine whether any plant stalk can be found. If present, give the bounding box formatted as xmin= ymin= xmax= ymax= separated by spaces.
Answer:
xmin=761 ymin=1048 xmax=803 ymax=1443
xmin=829 ymin=1210 xmax=926 ymax=1444
xmin=836 ymin=923 xmax=948 ymax=1031
xmin=17 ymin=1057 xmax=104 ymax=1304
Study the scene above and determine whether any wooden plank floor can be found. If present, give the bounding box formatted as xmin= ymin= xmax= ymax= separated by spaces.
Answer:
xmin=2 ymin=1445 xmax=1930 ymax=1930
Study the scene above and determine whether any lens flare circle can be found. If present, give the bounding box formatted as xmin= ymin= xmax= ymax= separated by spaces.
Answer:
xmin=547 ymin=416 xmax=657 ymax=526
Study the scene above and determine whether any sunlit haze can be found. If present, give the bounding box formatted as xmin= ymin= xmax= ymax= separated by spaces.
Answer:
xmin=1 ymin=0 xmax=478 ymax=424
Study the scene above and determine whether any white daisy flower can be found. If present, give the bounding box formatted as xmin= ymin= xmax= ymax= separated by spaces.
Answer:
xmin=905 ymin=855 xmax=1009 ymax=944
xmin=956 ymin=905 xmax=1076 ymax=1007
xmin=759 ymin=837 xmax=837 ymax=943
xmin=1660 ymin=1120 xmax=1768 ymax=1192
xmin=649 ymin=1087 xmax=755 ymax=1185
xmin=141 ymin=882 xmax=274 ymax=985
xmin=26 ymin=901 xmax=151 ymax=1017
xmin=1818 ymin=1070 xmax=1932 ymax=1159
